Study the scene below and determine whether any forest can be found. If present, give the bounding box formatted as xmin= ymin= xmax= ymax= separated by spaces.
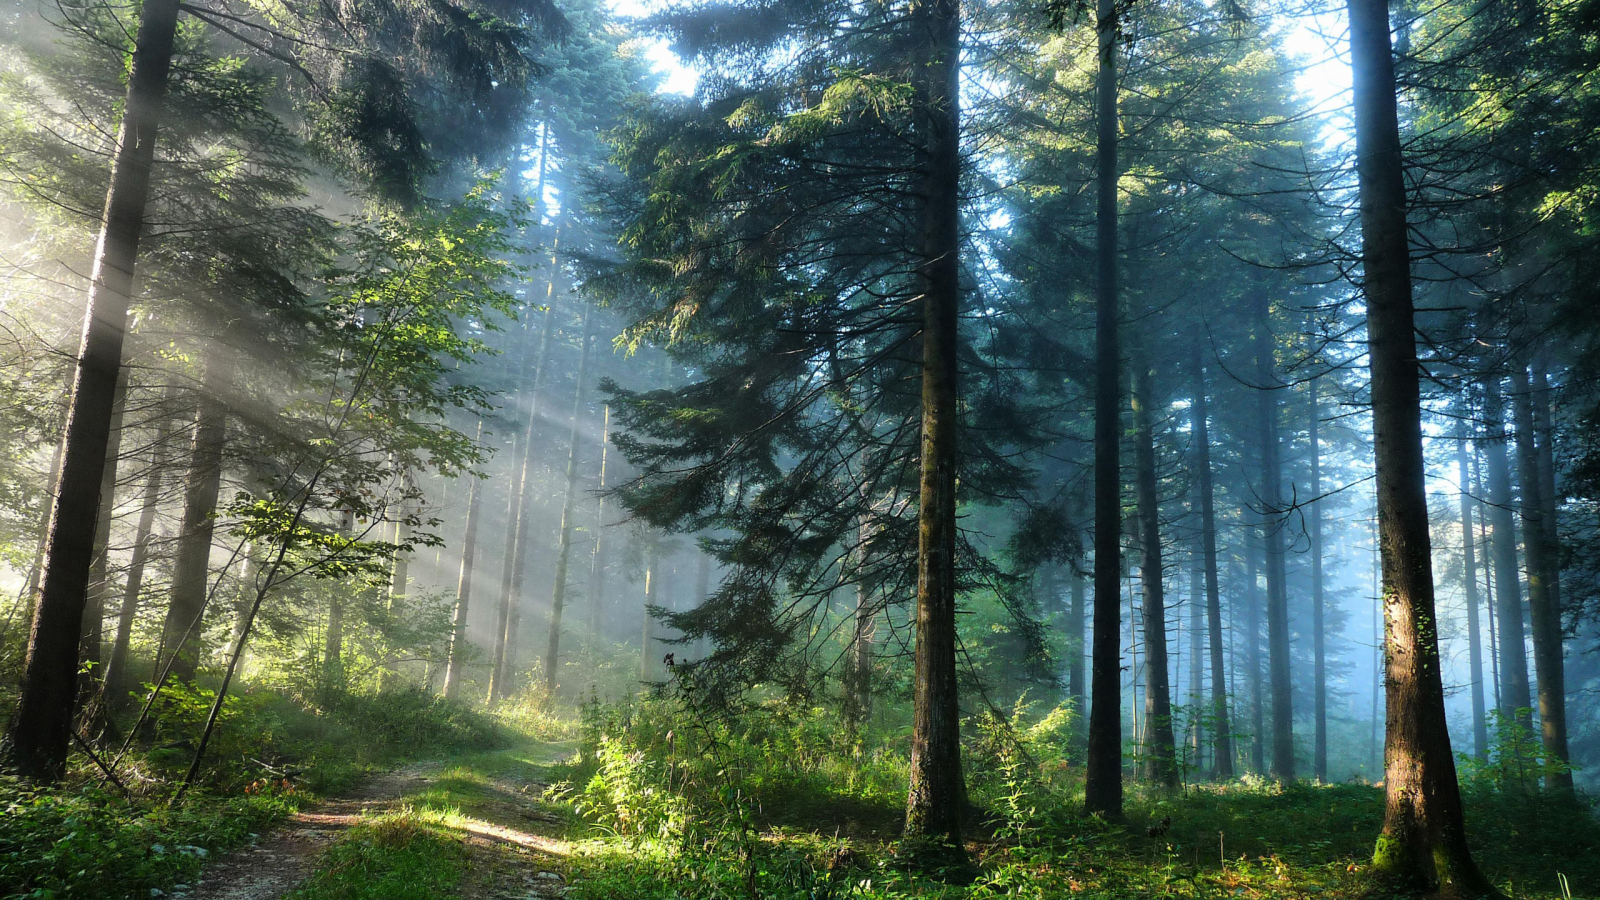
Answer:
xmin=0 ymin=0 xmax=1597 ymax=896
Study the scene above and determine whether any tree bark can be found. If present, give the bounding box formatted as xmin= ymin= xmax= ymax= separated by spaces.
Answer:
xmin=1131 ymin=353 xmax=1177 ymax=787
xmin=542 ymin=303 xmax=596 ymax=696
xmin=1084 ymin=0 xmax=1124 ymax=820
xmin=1191 ymin=346 xmax=1232 ymax=777
xmin=442 ymin=421 xmax=485 ymax=701
xmin=159 ymin=364 xmax=228 ymax=686
xmin=489 ymin=222 xmax=562 ymax=703
xmin=1067 ymin=564 xmax=1086 ymax=740
xmin=1253 ymin=296 xmax=1294 ymax=782
xmin=1508 ymin=363 xmax=1571 ymax=793
xmin=1529 ymin=361 xmax=1561 ymax=617
xmin=1482 ymin=376 xmax=1532 ymax=725
xmin=1348 ymin=0 xmax=1498 ymax=887
xmin=1310 ymin=378 xmax=1327 ymax=782
xmin=1457 ymin=435 xmax=1489 ymax=763
xmin=5 ymin=0 xmax=183 ymax=782
xmin=102 ymin=404 xmax=175 ymax=709
xmin=83 ymin=367 xmax=131 ymax=682
xmin=903 ymin=0 xmax=966 ymax=854
xmin=1246 ymin=525 xmax=1265 ymax=774
xmin=588 ymin=405 xmax=610 ymax=640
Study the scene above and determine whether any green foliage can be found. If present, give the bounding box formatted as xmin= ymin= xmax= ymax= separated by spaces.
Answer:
xmin=1457 ymin=709 xmax=1573 ymax=793
xmin=0 ymin=777 xmax=295 ymax=900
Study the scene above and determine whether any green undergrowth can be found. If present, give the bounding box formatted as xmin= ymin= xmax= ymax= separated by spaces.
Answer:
xmin=0 ymin=682 xmax=503 ymax=900
xmin=541 ymin=698 xmax=1600 ymax=900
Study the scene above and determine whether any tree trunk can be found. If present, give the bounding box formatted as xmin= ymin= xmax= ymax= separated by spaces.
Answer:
xmin=1457 ymin=435 xmax=1489 ymax=763
xmin=1472 ymin=448 xmax=1501 ymax=714
xmin=1482 ymin=376 xmax=1532 ymax=725
xmin=639 ymin=547 xmax=659 ymax=681
xmin=489 ymin=223 xmax=562 ymax=703
xmin=83 ymin=367 xmax=131 ymax=683
xmin=1188 ymin=550 xmax=1204 ymax=774
xmin=1084 ymin=0 xmax=1124 ymax=820
xmin=1253 ymin=297 xmax=1294 ymax=782
xmin=1309 ymin=378 xmax=1327 ymax=782
xmin=1508 ymin=363 xmax=1571 ymax=794
xmin=102 ymin=404 xmax=175 ymax=709
xmin=1131 ymin=353 xmax=1177 ymax=788
xmin=588 ymin=405 xmax=611 ymax=640
xmin=1067 ymin=564 xmax=1086 ymax=739
xmin=1191 ymin=346 xmax=1232 ymax=777
xmin=5 ymin=0 xmax=183 ymax=782
xmin=1245 ymin=526 xmax=1265 ymax=774
xmin=1348 ymin=0 xmax=1498 ymax=887
xmin=442 ymin=421 xmax=485 ymax=701
xmin=1529 ymin=361 xmax=1561 ymax=617
xmin=379 ymin=504 xmax=410 ymax=691
xmin=542 ymin=303 xmax=596 ymax=696
xmin=159 ymin=365 xmax=228 ymax=686
xmin=903 ymin=0 xmax=966 ymax=855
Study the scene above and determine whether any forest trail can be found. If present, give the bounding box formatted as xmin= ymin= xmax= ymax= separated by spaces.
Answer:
xmin=183 ymin=741 xmax=576 ymax=900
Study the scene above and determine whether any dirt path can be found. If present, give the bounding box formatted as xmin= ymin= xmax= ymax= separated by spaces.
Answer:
xmin=180 ymin=752 xmax=574 ymax=900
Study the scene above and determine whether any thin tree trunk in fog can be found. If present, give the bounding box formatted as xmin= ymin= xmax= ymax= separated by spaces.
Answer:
xmin=1192 ymin=347 xmax=1232 ymax=777
xmin=489 ymin=223 xmax=562 ymax=702
xmin=102 ymin=407 xmax=174 ymax=709
xmin=1067 ymin=566 xmax=1086 ymax=734
xmin=323 ymin=510 xmax=354 ymax=685
xmin=1474 ymin=449 xmax=1501 ymax=714
xmin=542 ymin=303 xmax=595 ymax=696
xmin=1246 ymin=530 xmax=1265 ymax=775
xmin=83 ymin=367 xmax=130 ymax=683
xmin=380 ymin=503 xmax=410 ymax=691
xmin=639 ymin=548 xmax=658 ymax=681
xmin=846 ymin=507 xmax=875 ymax=731
xmin=6 ymin=0 xmax=182 ymax=781
xmin=443 ymin=421 xmax=485 ymax=701
xmin=1483 ymin=376 xmax=1532 ymax=724
xmin=1253 ymin=299 xmax=1294 ymax=782
xmin=902 ymin=0 xmax=965 ymax=854
xmin=1309 ymin=379 xmax=1327 ymax=781
xmin=1530 ymin=361 xmax=1562 ymax=616
xmin=1188 ymin=553 xmax=1204 ymax=771
xmin=588 ymin=405 xmax=610 ymax=640
xmin=22 ymin=393 xmax=69 ymax=617
xmin=1457 ymin=435 xmax=1489 ymax=763
xmin=160 ymin=365 xmax=228 ymax=686
xmin=1509 ymin=364 xmax=1571 ymax=794
xmin=1084 ymin=0 xmax=1124 ymax=820
xmin=1348 ymin=0 xmax=1498 ymax=885
xmin=1131 ymin=354 xmax=1177 ymax=787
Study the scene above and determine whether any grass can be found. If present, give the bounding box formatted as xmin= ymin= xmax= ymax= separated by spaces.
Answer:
xmin=283 ymin=813 xmax=468 ymax=900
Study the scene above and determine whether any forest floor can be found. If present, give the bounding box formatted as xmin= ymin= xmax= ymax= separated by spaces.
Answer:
xmin=181 ymin=742 xmax=579 ymax=900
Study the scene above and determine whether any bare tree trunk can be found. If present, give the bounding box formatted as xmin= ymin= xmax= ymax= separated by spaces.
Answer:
xmin=379 ymin=501 xmax=410 ymax=691
xmin=1131 ymin=353 xmax=1177 ymax=788
xmin=1067 ymin=566 xmax=1086 ymax=736
xmin=489 ymin=223 xmax=562 ymax=703
xmin=159 ymin=365 xmax=228 ymax=686
xmin=587 ymin=405 xmax=610 ymax=641
xmin=1253 ymin=297 xmax=1294 ymax=781
xmin=443 ymin=421 xmax=485 ymax=701
xmin=846 ymin=508 xmax=876 ymax=731
xmin=1483 ymin=376 xmax=1532 ymax=725
xmin=1246 ymin=527 xmax=1265 ymax=775
xmin=542 ymin=303 xmax=595 ymax=697
xmin=1348 ymin=0 xmax=1498 ymax=886
xmin=639 ymin=547 xmax=659 ymax=681
xmin=1188 ymin=551 xmax=1204 ymax=774
xmin=1529 ymin=361 xmax=1562 ymax=616
xmin=1457 ymin=435 xmax=1489 ymax=763
xmin=5 ymin=0 xmax=183 ymax=782
xmin=1192 ymin=346 xmax=1232 ymax=777
xmin=1310 ymin=378 xmax=1327 ymax=782
xmin=903 ymin=0 xmax=966 ymax=855
xmin=83 ymin=368 xmax=131 ymax=685
xmin=1509 ymin=363 xmax=1571 ymax=794
xmin=1084 ymin=0 xmax=1124 ymax=820
xmin=1472 ymin=448 xmax=1501 ymax=714
xmin=102 ymin=405 xmax=174 ymax=709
